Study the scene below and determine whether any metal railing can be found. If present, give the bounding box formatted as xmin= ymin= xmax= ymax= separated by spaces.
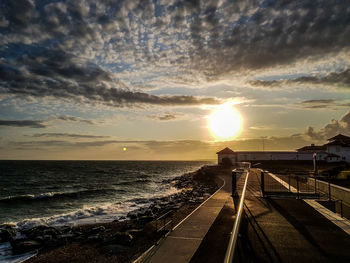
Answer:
xmin=155 ymin=210 xmax=173 ymax=234
xmin=224 ymin=162 xmax=251 ymax=263
xmin=261 ymin=170 xmax=349 ymax=219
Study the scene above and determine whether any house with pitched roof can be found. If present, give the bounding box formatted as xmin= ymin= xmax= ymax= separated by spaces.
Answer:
xmin=325 ymin=134 xmax=350 ymax=162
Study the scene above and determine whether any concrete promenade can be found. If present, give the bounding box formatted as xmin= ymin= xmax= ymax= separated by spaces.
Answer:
xmin=146 ymin=169 xmax=232 ymax=263
xmin=236 ymin=169 xmax=350 ymax=262
xmin=146 ymin=168 xmax=350 ymax=263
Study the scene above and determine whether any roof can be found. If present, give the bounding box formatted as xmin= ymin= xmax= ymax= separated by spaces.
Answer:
xmin=216 ymin=147 xmax=234 ymax=154
xmin=327 ymin=134 xmax=350 ymax=141
xmin=235 ymin=151 xmax=311 ymax=154
xmin=325 ymin=134 xmax=350 ymax=147
xmin=297 ymin=145 xmax=326 ymax=152
xmin=325 ymin=141 xmax=350 ymax=147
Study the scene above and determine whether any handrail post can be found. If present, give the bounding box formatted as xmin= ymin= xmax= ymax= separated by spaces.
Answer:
xmin=340 ymin=200 xmax=343 ymax=218
xmin=314 ymin=177 xmax=317 ymax=194
xmin=261 ymin=171 xmax=265 ymax=197
xmin=328 ymin=174 xmax=331 ymax=201
xmin=288 ymin=175 xmax=291 ymax=192
xmin=232 ymin=171 xmax=237 ymax=197
xmin=296 ymin=176 xmax=300 ymax=199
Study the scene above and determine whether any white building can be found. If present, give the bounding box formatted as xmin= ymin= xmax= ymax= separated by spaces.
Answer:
xmin=325 ymin=134 xmax=350 ymax=162
xmin=217 ymin=134 xmax=350 ymax=165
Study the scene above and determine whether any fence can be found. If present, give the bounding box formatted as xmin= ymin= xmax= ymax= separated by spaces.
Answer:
xmin=155 ymin=210 xmax=174 ymax=234
xmin=224 ymin=162 xmax=251 ymax=263
xmin=260 ymin=170 xmax=350 ymax=219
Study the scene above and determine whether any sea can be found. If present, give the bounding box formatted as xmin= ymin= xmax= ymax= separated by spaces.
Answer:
xmin=0 ymin=160 xmax=214 ymax=262
xmin=0 ymin=160 xmax=212 ymax=229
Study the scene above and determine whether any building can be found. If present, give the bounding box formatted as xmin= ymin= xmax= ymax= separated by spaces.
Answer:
xmin=217 ymin=134 xmax=350 ymax=164
xmin=325 ymin=134 xmax=350 ymax=162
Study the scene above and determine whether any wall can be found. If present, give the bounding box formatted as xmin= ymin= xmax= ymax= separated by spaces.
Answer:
xmin=235 ymin=152 xmax=325 ymax=161
xmin=218 ymin=153 xmax=236 ymax=165
xmin=307 ymin=178 xmax=350 ymax=206
xmin=327 ymin=145 xmax=350 ymax=162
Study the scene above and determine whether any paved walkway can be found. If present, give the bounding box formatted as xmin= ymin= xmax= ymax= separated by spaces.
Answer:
xmin=146 ymin=169 xmax=232 ymax=263
xmin=238 ymin=169 xmax=350 ymax=262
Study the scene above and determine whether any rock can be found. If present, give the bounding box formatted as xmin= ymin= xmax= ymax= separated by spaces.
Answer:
xmin=87 ymin=234 xmax=102 ymax=242
xmin=0 ymin=223 xmax=16 ymax=229
xmin=33 ymin=236 xmax=45 ymax=243
xmin=0 ymin=228 xmax=15 ymax=243
xmin=152 ymin=205 xmax=161 ymax=213
xmin=143 ymin=209 xmax=154 ymax=217
xmin=45 ymin=238 xmax=66 ymax=248
xmin=103 ymin=244 xmax=130 ymax=254
xmin=127 ymin=229 xmax=142 ymax=236
xmin=104 ymin=232 xmax=133 ymax=246
xmin=127 ymin=212 xmax=137 ymax=219
xmin=22 ymin=225 xmax=60 ymax=240
xmin=138 ymin=216 xmax=153 ymax=224
xmin=88 ymin=226 xmax=105 ymax=235
xmin=57 ymin=233 xmax=75 ymax=241
xmin=12 ymin=240 xmax=42 ymax=254
xmin=58 ymin=226 xmax=72 ymax=233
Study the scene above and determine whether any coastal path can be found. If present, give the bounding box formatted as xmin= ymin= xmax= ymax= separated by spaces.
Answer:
xmin=144 ymin=168 xmax=234 ymax=263
xmin=232 ymin=169 xmax=350 ymax=262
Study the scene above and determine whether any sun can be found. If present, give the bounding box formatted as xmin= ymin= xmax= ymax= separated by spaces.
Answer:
xmin=207 ymin=103 xmax=243 ymax=140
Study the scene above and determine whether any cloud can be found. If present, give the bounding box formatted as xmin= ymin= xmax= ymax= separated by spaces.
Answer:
xmin=304 ymin=110 xmax=350 ymax=140
xmin=28 ymin=133 xmax=109 ymax=139
xmin=54 ymin=115 xmax=96 ymax=125
xmin=295 ymin=99 xmax=350 ymax=109
xmin=0 ymin=119 xmax=46 ymax=128
xmin=4 ymin=135 xmax=313 ymax=159
xmin=148 ymin=113 xmax=183 ymax=121
xmin=9 ymin=139 xmax=121 ymax=148
xmin=158 ymin=114 xmax=177 ymax=121
xmin=0 ymin=49 xmax=221 ymax=106
xmin=0 ymin=115 xmax=98 ymax=129
xmin=1 ymin=0 xmax=349 ymax=107
xmin=249 ymin=68 xmax=350 ymax=89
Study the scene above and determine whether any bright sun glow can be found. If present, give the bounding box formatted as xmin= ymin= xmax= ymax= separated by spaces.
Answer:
xmin=208 ymin=103 xmax=243 ymax=140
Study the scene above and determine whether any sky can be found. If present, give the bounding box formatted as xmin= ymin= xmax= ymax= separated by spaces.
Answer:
xmin=0 ymin=0 xmax=350 ymax=160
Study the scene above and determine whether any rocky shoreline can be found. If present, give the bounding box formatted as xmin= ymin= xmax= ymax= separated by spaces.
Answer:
xmin=0 ymin=165 xmax=221 ymax=263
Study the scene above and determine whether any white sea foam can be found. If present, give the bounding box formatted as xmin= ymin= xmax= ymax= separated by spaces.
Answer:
xmin=11 ymin=186 xmax=181 ymax=230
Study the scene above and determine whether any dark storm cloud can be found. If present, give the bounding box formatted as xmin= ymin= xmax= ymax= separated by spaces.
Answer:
xmin=249 ymin=68 xmax=350 ymax=88
xmin=28 ymin=133 xmax=109 ymax=139
xmin=0 ymin=120 xmax=46 ymax=128
xmin=1 ymin=0 xmax=350 ymax=105
xmin=0 ymin=47 xmax=220 ymax=106
xmin=181 ymin=0 xmax=350 ymax=75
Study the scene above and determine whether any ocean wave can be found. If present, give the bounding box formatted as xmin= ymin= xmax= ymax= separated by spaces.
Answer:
xmin=0 ymin=189 xmax=119 ymax=204
xmin=116 ymin=178 xmax=152 ymax=186
xmin=9 ymin=186 xmax=182 ymax=230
